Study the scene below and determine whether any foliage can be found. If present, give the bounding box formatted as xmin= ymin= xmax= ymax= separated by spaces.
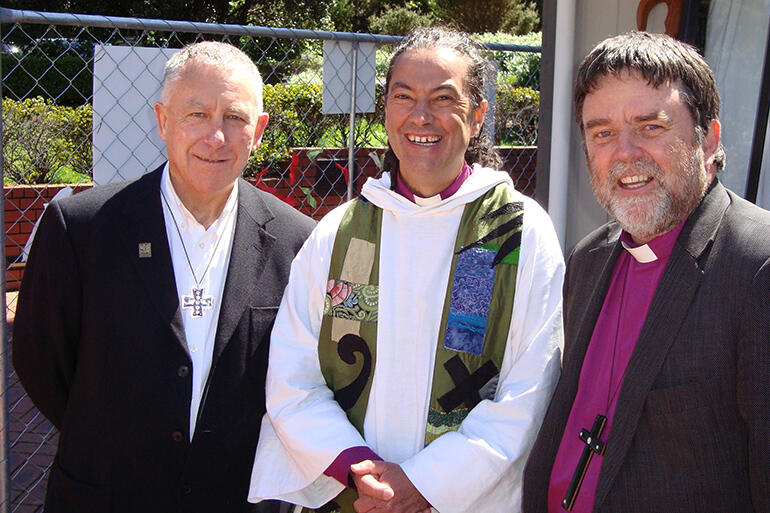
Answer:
xmin=10 ymin=0 xmax=340 ymax=30
xmin=250 ymin=82 xmax=332 ymax=176
xmin=5 ymin=0 xmax=332 ymax=85
xmin=317 ymin=117 xmax=388 ymax=148
xmin=495 ymin=84 xmax=539 ymax=146
xmin=251 ymin=81 xmax=389 ymax=176
xmin=434 ymin=0 xmax=539 ymax=35
xmin=2 ymin=97 xmax=93 ymax=184
xmin=368 ymin=3 xmax=436 ymax=36
xmin=12 ymin=0 xmax=243 ymax=25
xmin=2 ymin=53 xmax=93 ymax=106
xmin=329 ymin=0 xmax=393 ymax=33
xmin=241 ymin=0 xmax=331 ymax=29
xmin=327 ymin=0 xmax=357 ymax=32
xmin=239 ymin=0 xmax=330 ymax=83
xmin=500 ymin=1 xmax=540 ymax=34
xmin=5 ymin=0 xmax=543 ymax=36
xmin=375 ymin=45 xmax=396 ymax=80
xmin=474 ymin=31 xmax=542 ymax=89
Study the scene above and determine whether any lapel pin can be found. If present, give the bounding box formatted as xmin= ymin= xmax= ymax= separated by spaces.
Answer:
xmin=138 ymin=242 xmax=152 ymax=258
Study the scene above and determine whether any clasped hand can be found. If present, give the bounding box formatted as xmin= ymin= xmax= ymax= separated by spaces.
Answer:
xmin=350 ymin=460 xmax=431 ymax=513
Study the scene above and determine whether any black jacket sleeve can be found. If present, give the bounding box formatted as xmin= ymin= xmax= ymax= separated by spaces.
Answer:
xmin=12 ymin=201 xmax=83 ymax=429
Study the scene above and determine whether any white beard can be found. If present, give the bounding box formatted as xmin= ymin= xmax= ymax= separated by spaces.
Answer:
xmin=589 ymin=143 xmax=710 ymax=243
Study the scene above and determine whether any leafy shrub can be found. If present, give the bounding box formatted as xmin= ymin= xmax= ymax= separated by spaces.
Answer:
xmin=368 ymin=4 xmax=436 ymax=36
xmin=475 ymin=31 xmax=542 ymax=89
xmin=2 ymin=97 xmax=93 ymax=184
xmin=250 ymin=82 xmax=336 ymax=176
xmin=2 ymin=54 xmax=93 ymax=106
xmin=252 ymin=81 xmax=388 ymax=177
xmin=435 ymin=0 xmax=539 ymax=34
xmin=495 ymin=84 xmax=539 ymax=146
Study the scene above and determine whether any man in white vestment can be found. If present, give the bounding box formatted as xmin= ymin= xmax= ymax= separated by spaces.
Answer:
xmin=249 ymin=28 xmax=564 ymax=513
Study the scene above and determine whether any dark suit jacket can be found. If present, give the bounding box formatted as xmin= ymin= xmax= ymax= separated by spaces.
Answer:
xmin=523 ymin=181 xmax=770 ymax=512
xmin=12 ymin=166 xmax=315 ymax=513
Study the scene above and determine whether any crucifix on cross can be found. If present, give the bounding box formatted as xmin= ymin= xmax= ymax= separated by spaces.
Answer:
xmin=562 ymin=413 xmax=607 ymax=511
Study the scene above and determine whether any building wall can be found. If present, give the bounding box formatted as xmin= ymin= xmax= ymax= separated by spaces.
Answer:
xmin=564 ymin=0 xmax=670 ymax=250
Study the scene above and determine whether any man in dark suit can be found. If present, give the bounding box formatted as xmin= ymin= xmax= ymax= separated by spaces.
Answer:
xmin=523 ymin=32 xmax=769 ymax=513
xmin=12 ymin=41 xmax=314 ymax=513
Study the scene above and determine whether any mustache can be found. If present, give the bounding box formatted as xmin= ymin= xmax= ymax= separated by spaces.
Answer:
xmin=607 ymin=159 xmax=663 ymax=181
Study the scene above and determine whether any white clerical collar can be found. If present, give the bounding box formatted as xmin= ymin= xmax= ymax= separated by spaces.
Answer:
xmin=413 ymin=193 xmax=443 ymax=206
xmin=621 ymin=240 xmax=658 ymax=263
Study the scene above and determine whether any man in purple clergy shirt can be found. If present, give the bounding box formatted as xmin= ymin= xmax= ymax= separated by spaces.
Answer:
xmin=522 ymin=31 xmax=770 ymax=513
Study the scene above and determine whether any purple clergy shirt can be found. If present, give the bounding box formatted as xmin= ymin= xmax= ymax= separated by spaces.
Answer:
xmin=394 ymin=162 xmax=473 ymax=202
xmin=323 ymin=162 xmax=475 ymax=487
xmin=547 ymin=222 xmax=684 ymax=513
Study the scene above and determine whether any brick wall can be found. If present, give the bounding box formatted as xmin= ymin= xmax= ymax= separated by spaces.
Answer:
xmin=4 ymin=147 xmax=535 ymax=290
xmin=263 ymin=146 xmax=536 ymax=219
xmin=4 ymin=184 xmax=94 ymax=290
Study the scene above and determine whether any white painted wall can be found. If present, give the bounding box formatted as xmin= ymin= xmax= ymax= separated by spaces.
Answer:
xmin=562 ymin=0 xmax=669 ymax=250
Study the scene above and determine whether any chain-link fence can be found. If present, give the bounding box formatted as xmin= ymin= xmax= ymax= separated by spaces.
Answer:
xmin=0 ymin=7 xmax=541 ymax=511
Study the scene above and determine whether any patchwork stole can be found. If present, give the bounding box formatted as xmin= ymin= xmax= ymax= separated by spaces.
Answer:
xmin=313 ymin=184 xmax=523 ymax=513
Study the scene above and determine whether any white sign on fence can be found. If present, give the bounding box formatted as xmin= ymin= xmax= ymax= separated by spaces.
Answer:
xmin=92 ymin=45 xmax=178 ymax=185
xmin=322 ymin=40 xmax=376 ymax=114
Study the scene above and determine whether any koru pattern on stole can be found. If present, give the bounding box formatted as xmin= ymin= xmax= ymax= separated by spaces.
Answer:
xmin=314 ymin=197 xmax=382 ymax=513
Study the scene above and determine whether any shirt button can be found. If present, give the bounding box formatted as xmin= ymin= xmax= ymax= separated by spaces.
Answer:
xmin=198 ymin=242 xmax=205 ymax=249
xmin=171 ymin=431 xmax=184 ymax=442
xmin=181 ymin=222 xmax=187 ymax=229
xmin=177 ymin=365 xmax=189 ymax=377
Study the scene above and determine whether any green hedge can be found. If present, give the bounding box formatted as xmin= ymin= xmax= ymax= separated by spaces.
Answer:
xmin=475 ymin=31 xmax=542 ymax=90
xmin=2 ymin=83 xmax=537 ymax=185
xmin=2 ymin=97 xmax=93 ymax=184
xmin=2 ymin=54 xmax=93 ymax=106
xmin=250 ymin=82 xmax=386 ymax=177
xmin=495 ymin=84 xmax=539 ymax=146
xmin=251 ymin=82 xmax=333 ymax=175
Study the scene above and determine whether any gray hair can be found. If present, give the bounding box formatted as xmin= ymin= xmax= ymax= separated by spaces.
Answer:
xmin=383 ymin=26 xmax=502 ymax=172
xmin=575 ymin=31 xmax=725 ymax=171
xmin=161 ymin=41 xmax=264 ymax=111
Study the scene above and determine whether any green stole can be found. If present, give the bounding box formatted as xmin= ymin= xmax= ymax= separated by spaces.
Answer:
xmin=311 ymin=183 xmax=523 ymax=513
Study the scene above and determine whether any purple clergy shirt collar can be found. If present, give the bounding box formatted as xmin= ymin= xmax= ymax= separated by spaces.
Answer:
xmin=393 ymin=162 xmax=473 ymax=202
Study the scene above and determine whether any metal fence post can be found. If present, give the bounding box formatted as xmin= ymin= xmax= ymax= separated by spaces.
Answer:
xmin=0 ymin=18 xmax=10 ymax=513
xmin=347 ymin=41 xmax=358 ymax=202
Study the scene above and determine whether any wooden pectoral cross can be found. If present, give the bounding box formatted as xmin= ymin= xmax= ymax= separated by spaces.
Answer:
xmin=562 ymin=414 xmax=607 ymax=511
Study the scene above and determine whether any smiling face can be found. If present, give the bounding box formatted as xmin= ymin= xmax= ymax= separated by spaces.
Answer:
xmin=581 ymin=71 xmax=720 ymax=243
xmin=154 ymin=60 xmax=268 ymax=218
xmin=385 ymin=46 xmax=487 ymax=197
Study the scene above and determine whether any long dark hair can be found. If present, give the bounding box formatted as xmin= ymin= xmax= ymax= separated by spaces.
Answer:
xmin=382 ymin=26 xmax=502 ymax=177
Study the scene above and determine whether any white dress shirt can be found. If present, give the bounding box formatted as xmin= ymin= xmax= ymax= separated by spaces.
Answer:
xmin=160 ymin=164 xmax=238 ymax=439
